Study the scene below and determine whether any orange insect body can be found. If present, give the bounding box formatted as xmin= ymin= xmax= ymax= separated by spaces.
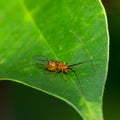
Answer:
xmin=46 ymin=61 xmax=69 ymax=73
xmin=33 ymin=56 xmax=91 ymax=84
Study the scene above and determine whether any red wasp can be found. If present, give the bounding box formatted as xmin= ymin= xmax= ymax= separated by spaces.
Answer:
xmin=33 ymin=56 xmax=91 ymax=83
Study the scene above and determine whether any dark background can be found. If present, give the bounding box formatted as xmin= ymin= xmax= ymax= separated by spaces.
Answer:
xmin=0 ymin=0 xmax=120 ymax=120
xmin=103 ymin=0 xmax=120 ymax=119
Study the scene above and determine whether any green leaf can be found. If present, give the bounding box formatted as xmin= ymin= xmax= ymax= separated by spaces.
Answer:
xmin=0 ymin=0 xmax=109 ymax=120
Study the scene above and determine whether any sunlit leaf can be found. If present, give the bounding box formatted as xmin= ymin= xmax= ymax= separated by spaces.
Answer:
xmin=0 ymin=0 xmax=109 ymax=119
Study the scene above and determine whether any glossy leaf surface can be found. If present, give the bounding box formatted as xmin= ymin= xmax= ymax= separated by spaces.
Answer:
xmin=0 ymin=0 xmax=109 ymax=119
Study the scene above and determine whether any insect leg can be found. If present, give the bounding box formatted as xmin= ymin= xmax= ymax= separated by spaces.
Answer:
xmin=69 ymin=68 xmax=85 ymax=95
xmin=68 ymin=68 xmax=79 ymax=82
xmin=47 ymin=58 xmax=50 ymax=64
xmin=62 ymin=71 xmax=67 ymax=80
xmin=68 ymin=67 xmax=82 ymax=89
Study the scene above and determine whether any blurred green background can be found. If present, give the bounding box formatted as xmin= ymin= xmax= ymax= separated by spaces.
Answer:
xmin=0 ymin=0 xmax=119 ymax=120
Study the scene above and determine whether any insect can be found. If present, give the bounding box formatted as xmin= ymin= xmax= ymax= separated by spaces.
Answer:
xmin=33 ymin=56 xmax=92 ymax=84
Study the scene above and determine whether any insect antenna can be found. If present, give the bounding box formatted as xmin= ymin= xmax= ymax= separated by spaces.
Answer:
xmin=69 ymin=60 xmax=92 ymax=67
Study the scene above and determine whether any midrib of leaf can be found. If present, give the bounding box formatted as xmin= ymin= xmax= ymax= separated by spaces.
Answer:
xmin=18 ymin=0 xmax=58 ymax=60
xmin=68 ymin=76 xmax=102 ymax=120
